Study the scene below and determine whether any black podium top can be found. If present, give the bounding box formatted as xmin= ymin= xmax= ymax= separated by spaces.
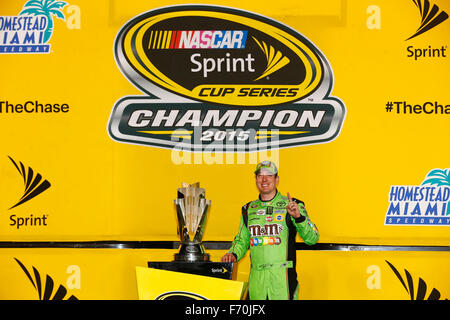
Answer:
xmin=147 ymin=261 xmax=235 ymax=280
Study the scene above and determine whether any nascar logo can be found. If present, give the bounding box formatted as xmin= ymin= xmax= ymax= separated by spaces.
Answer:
xmin=109 ymin=5 xmax=346 ymax=152
xmin=148 ymin=30 xmax=248 ymax=49
xmin=274 ymin=214 xmax=284 ymax=222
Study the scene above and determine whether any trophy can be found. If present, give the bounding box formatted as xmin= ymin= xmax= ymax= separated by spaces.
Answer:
xmin=174 ymin=182 xmax=211 ymax=262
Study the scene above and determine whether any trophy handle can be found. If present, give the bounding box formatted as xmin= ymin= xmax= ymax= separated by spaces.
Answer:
xmin=174 ymin=200 xmax=189 ymax=244
xmin=193 ymin=200 xmax=210 ymax=244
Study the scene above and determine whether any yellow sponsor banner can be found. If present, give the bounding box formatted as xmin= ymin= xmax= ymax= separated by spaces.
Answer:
xmin=0 ymin=0 xmax=448 ymax=301
xmin=136 ymin=267 xmax=246 ymax=300
xmin=0 ymin=248 xmax=178 ymax=300
xmin=228 ymin=250 xmax=450 ymax=300
xmin=0 ymin=248 xmax=447 ymax=300
xmin=0 ymin=0 xmax=448 ymax=246
xmin=297 ymin=250 xmax=450 ymax=300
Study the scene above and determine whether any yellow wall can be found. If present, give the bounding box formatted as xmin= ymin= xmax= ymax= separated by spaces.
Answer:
xmin=1 ymin=0 xmax=449 ymax=243
xmin=1 ymin=248 xmax=448 ymax=300
xmin=0 ymin=0 xmax=449 ymax=299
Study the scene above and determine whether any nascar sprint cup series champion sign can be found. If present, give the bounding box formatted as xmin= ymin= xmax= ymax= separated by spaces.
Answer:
xmin=108 ymin=5 xmax=346 ymax=152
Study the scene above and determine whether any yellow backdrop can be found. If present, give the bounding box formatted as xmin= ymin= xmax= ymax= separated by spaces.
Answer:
xmin=0 ymin=0 xmax=448 ymax=299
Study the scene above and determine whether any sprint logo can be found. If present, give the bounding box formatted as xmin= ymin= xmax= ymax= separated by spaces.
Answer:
xmin=253 ymin=38 xmax=290 ymax=81
xmin=386 ymin=260 xmax=445 ymax=300
xmin=406 ymin=0 xmax=448 ymax=40
xmin=8 ymin=156 xmax=51 ymax=209
xmin=15 ymin=258 xmax=78 ymax=300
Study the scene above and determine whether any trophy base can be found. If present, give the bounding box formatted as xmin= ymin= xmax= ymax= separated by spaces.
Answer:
xmin=173 ymin=252 xmax=210 ymax=262
xmin=174 ymin=243 xmax=210 ymax=262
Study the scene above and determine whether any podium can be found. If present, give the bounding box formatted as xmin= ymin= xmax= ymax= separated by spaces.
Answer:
xmin=147 ymin=261 xmax=235 ymax=279
xmin=136 ymin=263 xmax=247 ymax=300
xmin=136 ymin=183 xmax=246 ymax=300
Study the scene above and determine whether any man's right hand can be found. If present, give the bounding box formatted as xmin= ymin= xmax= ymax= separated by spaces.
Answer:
xmin=221 ymin=252 xmax=237 ymax=262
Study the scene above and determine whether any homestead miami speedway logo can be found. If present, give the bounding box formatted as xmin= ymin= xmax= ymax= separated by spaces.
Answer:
xmin=0 ymin=0 xmax=69 ymax=54
xmin=385 ymin=168 xmax=450 ymax=226
xmin=108 ymin=5 xmax=346 ymax=152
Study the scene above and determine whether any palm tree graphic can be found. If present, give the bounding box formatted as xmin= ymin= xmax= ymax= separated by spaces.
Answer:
xmin=19 ymin=0 xmax=68 ymax=44
xmin=421 ymin=168 xmax=450 ymax=215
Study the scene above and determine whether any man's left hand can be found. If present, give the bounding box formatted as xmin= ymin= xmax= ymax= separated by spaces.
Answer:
xmin=286 ymin=192 xmax=301 ymax=218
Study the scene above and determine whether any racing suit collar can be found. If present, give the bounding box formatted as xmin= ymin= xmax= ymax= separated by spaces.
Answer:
xmin=258 ymin=190 xmax=279 ymax=202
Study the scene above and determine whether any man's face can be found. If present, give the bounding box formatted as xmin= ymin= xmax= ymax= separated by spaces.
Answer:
xmin=255 ymin=173 xmax=279 ymax=195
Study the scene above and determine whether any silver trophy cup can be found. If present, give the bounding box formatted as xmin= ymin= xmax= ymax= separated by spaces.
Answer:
xmin=174 ymin=182 xmax=211 ymax=262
